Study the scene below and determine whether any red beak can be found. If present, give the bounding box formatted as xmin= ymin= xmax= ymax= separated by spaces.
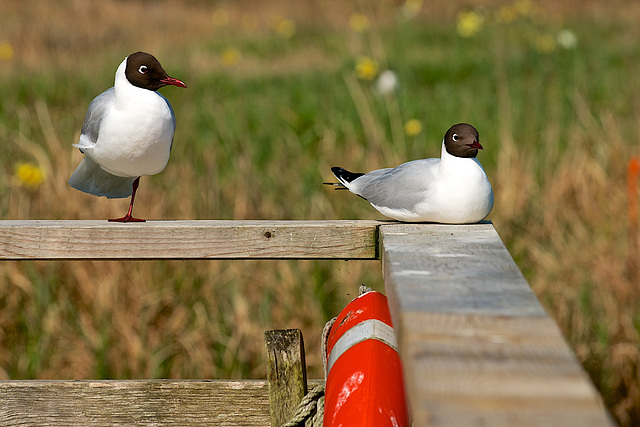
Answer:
xmin=160 ymin=76 xmax=187 ymax=88
xmin=468 ymin=141 xmax=483 ymax=150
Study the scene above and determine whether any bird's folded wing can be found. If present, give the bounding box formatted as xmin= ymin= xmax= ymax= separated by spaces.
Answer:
xmin=76 ymin=87 xmax=116 ymax=150
xmin=354 ymin=159 xmax=439 ymax=210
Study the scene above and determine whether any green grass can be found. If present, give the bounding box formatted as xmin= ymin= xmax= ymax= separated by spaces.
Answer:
xmin=0 ymin=0 xmax=639 ymax=424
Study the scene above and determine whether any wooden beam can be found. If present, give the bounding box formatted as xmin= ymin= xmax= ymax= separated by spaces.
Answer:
xmin=0 ymin=380 xmax=269 ymax=426
xmin=0 ymin=220 xmax=381 ymax=260
xmin=379 ymin=222 xmax=614 ymax=426
xmin=0 ymin=379 xmax=323 ymax=426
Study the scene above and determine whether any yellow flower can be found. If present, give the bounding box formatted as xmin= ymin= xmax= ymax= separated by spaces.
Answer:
xmin=221 ymin=48 xmax=240 ymax=67
xmin=212 ymin=9 xmax=230 ymax=27
xmin=497 ymin=6 xmax=517 ymax=24
xmin=456 ymin=11 xmax=484 ymax=37
xmin=355 ymin=56 xmax=378 ymax=81
xmin=15 ymin=162 xmax=44 ymax=190
xmin=275 ymin=18 xmax=296 ymax=38
xmin=400 ymin=0 xmax=423 ymax=19
xmin=535 ymin=34 xmax=556 ymax=54
xmin=0 ymin=42 xmax=14 ymax=61
xmin=349 ymin=13 xmax=370 ymax=33
xmin=514 ymin=0 xmax=537 ymax=17
xmin=404 ymin=119 xmax=423 ymax=137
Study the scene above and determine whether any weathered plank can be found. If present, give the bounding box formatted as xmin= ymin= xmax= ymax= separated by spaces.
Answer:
xmin=379 ymin=222 xmax=614 ymax=427
xmin=0 ymin=380 xmax=269 ymax=426
xmin=0 ymin=220 xmax=381 ymax=260
xmin=265 ymin=329 xmax=307 ymax=426
xmin=0 ymin=379 xmax=323 ymax=426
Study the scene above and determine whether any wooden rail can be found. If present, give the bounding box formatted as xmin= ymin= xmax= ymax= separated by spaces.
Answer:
xmin=0 ymin=379 xmax=323 ymax=426
xmin=0 ymin=220 xmax=613 ymax=426
xmin=380 ymin=224 xmax=613 ymax=426
xmin=0 ymin=220 xmax=380 ymax=260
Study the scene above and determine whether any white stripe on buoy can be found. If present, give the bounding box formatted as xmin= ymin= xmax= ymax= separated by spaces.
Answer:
xmin=327 ymin=319 xmax=398 ymax=374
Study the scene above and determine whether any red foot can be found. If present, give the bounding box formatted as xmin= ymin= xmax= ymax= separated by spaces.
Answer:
xmin=108 ymin=177 xmax=145 ymax=223
xmin=108 ymin=214 xmax=145 ymax=223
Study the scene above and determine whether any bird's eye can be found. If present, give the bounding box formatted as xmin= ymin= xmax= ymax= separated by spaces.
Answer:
xmin=138 ymin=65 xmax=148 ymax=74
xmin=452 ymin=133 xmax=459 ymax=141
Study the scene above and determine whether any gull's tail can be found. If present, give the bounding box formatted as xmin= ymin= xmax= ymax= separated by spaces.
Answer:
xmin=69 ymin=157 xmax=136 ymax=199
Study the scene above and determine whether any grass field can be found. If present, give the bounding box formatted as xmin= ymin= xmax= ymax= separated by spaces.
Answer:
xmin=1 ymin=0 xmax=639 ymax=424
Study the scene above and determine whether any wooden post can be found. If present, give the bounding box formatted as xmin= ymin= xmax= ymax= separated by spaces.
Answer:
xmin=265 ymin=329 xmax=308 ymax=427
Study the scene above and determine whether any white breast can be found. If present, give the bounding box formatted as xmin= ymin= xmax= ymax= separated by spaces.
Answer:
xmin=411 ymin=147 xmax=493 ymax=223
xmin=92 ymin=88 xmax=175 ymax=178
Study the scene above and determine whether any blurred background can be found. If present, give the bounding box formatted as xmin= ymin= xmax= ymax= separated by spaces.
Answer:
xmin=0 ymin=0 xmax=639 ymax=424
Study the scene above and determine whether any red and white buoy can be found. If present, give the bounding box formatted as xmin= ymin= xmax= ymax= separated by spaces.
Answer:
xmin=323 ymin=290 xmax=409 ymax=427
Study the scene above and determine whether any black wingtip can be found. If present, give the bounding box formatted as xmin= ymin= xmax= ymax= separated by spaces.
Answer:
xmin=331 ymin=167 xmax=364 ymax=183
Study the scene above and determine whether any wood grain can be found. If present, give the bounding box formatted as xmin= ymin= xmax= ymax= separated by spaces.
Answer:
xmin=379 ymin=222 xmax=614 ymax=426
xmin=0 ymin=379 xmax=324 ymax=426
xmin=0 ymin=220 xmax=382 ymax=260
xmin=265 ymin=329 xmax=307 ymax=426
xmin=0 ymin=380 xmax=269 ymax=426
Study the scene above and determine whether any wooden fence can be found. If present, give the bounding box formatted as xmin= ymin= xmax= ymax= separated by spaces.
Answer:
xmin=0 ymin=220 xmax=614 ymax=426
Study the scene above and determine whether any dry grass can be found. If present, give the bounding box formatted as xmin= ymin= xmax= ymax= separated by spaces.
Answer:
xmin=1 ymin=0 xmax=639 ymax=425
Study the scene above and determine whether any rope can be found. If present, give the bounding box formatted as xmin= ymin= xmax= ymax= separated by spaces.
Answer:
xmin=321 ymin=316 xmax=336 ymax=379
xmin=280 ymin=384 xmax=325 ymax=427
xmin=311 ymin=395 xmax=324 ymax=426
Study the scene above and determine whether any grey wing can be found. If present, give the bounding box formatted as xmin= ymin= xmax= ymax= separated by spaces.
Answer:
xmin=352 ymin=159 xmax=440 ymax=210
xmin=79 ymin=87 xmax=115 ymax=147
xmin=160 ymin=93 xmax=177 ymax=151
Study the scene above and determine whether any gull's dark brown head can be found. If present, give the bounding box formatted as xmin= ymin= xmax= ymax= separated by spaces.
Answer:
xmin=444 ymin=123 xmax=482 ymax=158
xmin=124 ymin=52 xmax=187 ymax=91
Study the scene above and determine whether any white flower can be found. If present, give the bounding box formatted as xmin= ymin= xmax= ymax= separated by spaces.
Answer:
xmin=374 ymin=70 xmax=399 ymax=95
xmin=557 ymin=29 xmax=578 ymax=49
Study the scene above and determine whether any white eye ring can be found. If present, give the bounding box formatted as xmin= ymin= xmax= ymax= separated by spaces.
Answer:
xmin=138 ymin=65 xmax=148 ymax=74
xmin=452 ymin=133 xmax=459 ymax=141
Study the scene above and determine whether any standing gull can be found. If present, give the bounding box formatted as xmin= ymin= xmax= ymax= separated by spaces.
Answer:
xmin=69 ymin=51 xmax=187 ymax=222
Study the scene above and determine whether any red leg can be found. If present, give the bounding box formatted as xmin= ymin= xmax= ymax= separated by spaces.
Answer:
xmin=108 ymin=177 xmax=146 ymax=223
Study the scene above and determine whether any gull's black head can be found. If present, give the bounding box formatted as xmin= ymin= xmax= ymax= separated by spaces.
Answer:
xmin=444 ymin=123 xmax=482 ymax=158
xmin=124 ymin=52 xmax=187 ymax=91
